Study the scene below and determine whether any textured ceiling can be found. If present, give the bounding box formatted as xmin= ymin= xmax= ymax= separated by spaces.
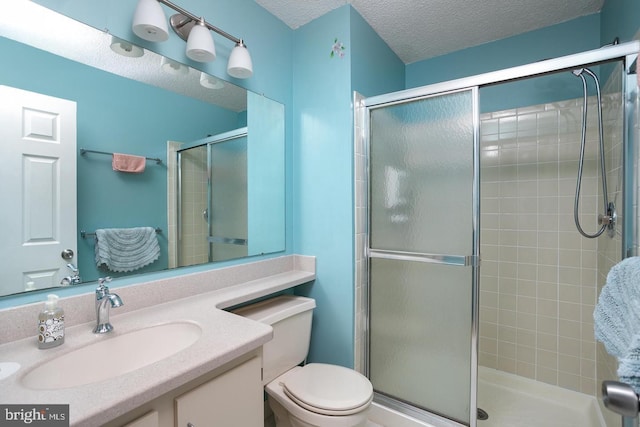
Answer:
xmin=255 ymin=0 xmax=605 ymax=64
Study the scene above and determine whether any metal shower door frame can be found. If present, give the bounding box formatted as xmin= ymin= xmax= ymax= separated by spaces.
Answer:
xmin=360 ymin=40 xmax=640 ymax=427
xmin=176 ymin=127 xmax=248 ymax=264
xmin=363 ymin=86 xmax=480 ymax=427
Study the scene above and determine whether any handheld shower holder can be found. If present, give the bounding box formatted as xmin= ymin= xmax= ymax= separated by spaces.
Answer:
xmin=598 ymin=202 xmax=617 ymax=238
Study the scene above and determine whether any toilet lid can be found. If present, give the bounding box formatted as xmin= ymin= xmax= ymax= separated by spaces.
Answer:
xmin=282 ymin=363 xmax=373 ymax=416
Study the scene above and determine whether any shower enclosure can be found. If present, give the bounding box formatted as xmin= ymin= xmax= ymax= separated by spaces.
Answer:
xmin=355 ymin=42 xmax=639 ymax=427
xmin=175 ymin=128 xmax=249 ymax=267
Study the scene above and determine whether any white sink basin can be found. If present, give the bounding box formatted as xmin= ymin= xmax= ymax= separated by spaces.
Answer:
xmin=22 ymin=321 xmax=202 ymax=390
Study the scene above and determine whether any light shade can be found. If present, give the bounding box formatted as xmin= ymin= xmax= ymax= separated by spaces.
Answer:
xmin=200 ymin=72 xmax=224 ymax=89
xmin=132 ymin=0 xmax=169 ymax=42
xmin=110 ymin=36 xmax=144 ymax=57
xmin=186 ymin=22 xmax=216 ymax=62
xmin=227 ymin=40 xmax=253 ymax=79
xmin=161 ymin=57 xmax=188 ymax=75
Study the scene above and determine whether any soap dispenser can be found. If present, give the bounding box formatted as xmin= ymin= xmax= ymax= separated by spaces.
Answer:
xmin=38 ymin=294 xmax=65 ymax=349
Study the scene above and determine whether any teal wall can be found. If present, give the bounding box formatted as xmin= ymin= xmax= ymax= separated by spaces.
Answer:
xmin=247 ymin=92 xmax=286 ymax=255
xmin=292 ymin=6 xmax=354 ymax=367
xmin=292 ymin=6 xmax=403 ymax=367
xmin=349 ymin=8 xmax=405 ymax=97
xmin=406 ymin=14 xmax=602 ymax=88
xmin=601 ymin=0 xmax=640 ymax=45
xmin=406 ymin=1 xmax=639 ymax=114
xmin=407 ymin=14 xmax=602 ymax=113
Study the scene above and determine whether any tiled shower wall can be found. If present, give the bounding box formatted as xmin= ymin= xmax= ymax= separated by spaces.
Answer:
xmin=167 ymin=143 xmax=209 ymax=268
xmin=479 ymin=83 xmax=623 ymax=395
xmin=354 ymin=92 xmax=367 ymax=373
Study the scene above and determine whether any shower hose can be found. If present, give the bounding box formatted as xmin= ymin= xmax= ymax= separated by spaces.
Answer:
xmin=572 ymin=67 xmax=611 ymax=239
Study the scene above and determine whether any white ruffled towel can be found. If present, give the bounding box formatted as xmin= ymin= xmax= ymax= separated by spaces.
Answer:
xmin=594 ymin=256 xmax=640 ymax=392
xmin=95 ymin=227 xmax=160 ymax=272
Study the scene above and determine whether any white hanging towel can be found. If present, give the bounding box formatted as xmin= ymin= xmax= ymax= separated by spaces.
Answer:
xmin=95 ymin=227 xmax=160 ymax=272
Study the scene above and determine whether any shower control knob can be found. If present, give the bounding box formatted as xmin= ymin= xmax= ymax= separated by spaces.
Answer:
xmin=599 ymin=215 xmax=611 ymax=225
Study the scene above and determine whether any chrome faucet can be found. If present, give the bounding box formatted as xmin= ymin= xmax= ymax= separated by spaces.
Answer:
xmin=93 ymin=277 xmax=123 ymax=334
xmin=60 ymin=263 xmax=82 ymax=286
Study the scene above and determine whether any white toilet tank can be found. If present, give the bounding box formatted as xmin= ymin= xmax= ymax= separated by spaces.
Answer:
xmin=232 ymin=295 xmax=316 ymax=384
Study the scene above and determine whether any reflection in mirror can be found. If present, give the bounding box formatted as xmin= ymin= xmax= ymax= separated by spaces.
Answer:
xmin=174 ymin=128 xmax=249 ymax=267
xmin=0 ymin=2 xmax=285 ymax=298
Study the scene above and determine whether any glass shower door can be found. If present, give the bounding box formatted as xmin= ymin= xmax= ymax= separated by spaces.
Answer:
xmin=367 ymin=88 xmax=479 ymax=425
xmin=208 ymin=134 xmax=248 ymax=262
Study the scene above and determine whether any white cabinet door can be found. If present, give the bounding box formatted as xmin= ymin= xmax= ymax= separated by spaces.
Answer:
xmin=0 ymin=85 xmax=77 ymax=294
xmin=175 ymin=356 xmax=263 ymax=427
xmin=122 ymin=411 xmax=160 ymax=427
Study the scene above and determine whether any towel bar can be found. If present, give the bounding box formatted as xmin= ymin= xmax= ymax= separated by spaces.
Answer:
xmin=80 ymin=148 xmax=163 ymax=165
xmin=81 ymin=228 xmax=162 ymax=239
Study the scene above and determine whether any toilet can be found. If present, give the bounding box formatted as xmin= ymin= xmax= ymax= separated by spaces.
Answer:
xmin=233 ymin=295 xmax=373 ymax=427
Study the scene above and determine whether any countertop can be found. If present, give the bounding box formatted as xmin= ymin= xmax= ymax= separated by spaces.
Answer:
xmin=0 ymin=256 xmax=315 ymax=426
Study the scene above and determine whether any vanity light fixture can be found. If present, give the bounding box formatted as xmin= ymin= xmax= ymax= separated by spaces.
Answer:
xmin=131 ymin=0 xmax=253 ymax=78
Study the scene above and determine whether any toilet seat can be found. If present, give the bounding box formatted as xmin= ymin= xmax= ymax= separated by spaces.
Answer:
xmin=282 ymin=363 xmax=373 ymax=416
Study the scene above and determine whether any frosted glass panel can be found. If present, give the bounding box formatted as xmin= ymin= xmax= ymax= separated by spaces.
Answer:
xmin=370 ymin=258 xmax=472 ymax=424
xmin=209 ymin=137 xmax=248 ymax=261
xmin=370 ymin=90 xmax=474 ymax=255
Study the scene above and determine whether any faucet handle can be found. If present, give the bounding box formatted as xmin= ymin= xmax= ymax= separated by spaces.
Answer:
xmin=96 ymin=277 xmax=112 ymax=296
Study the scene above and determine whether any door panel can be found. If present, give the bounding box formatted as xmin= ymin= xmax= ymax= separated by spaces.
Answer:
xmin=370 ymin=258 xmax=472 ymax=422
xmin=367 ymin=88 xmax=477 ymax=426
xmin=209 ymin=135 xmax=248 ymax=262
xmin=370 ymin=90 xmax=474 ymax=256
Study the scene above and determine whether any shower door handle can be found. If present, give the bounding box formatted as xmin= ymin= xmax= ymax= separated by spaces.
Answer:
xmin=203 ymin=208 xmax=208 ymax=222
xmin=369 ymin=249 xmax=479 ymax=267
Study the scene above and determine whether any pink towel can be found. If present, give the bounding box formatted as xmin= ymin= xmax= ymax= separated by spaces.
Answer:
xmin=112 ymin=153 xmax=146 ymax=173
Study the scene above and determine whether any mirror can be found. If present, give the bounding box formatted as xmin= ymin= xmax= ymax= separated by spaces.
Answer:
xmin=0 ymin=2 xmax=285 ymax=297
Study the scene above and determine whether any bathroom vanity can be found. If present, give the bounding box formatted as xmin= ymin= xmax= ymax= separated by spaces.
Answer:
xmin=0 ymin=255 xmax=315 ymax=427
xmin=110 ymin=352 xmax=263 ymax=427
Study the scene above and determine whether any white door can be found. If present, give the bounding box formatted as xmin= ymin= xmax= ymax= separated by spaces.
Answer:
xmin=0 ymin=85 xmax=77 ymax=295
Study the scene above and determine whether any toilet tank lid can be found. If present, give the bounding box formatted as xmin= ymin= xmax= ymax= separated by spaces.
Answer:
xmin=232 ymin=296 xmax=316 ymax=325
